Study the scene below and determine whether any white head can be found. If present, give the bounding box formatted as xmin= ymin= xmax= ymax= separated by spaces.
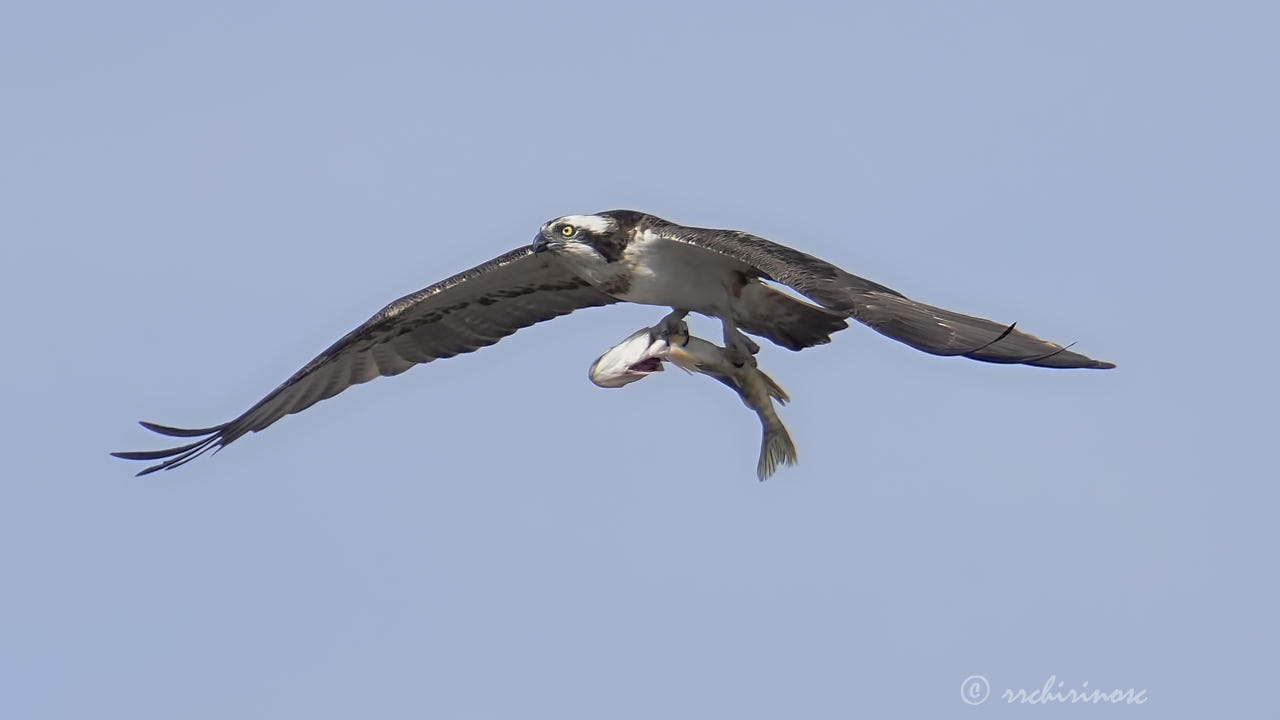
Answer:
xmin=531 ymin=212 xmax=627 ymax=265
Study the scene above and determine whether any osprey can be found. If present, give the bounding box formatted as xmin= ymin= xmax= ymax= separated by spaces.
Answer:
xmin=114 ymin=209 xmax=1114 ymax=475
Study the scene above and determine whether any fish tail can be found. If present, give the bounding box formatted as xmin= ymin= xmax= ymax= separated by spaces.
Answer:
xmin=756 ymin=414 xmax=798 ymax=481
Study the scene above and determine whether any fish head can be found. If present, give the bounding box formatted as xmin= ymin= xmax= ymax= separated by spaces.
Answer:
xmin=588 ymin=326 xmax=668 ymax=388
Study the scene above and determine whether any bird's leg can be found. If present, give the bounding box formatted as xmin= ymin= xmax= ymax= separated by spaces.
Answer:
xmin=724 ymin=342 xmax=757 ymax=370
xmin=658 ymin=309 xmax=690 ymax=346
xmin=720 ymin=317 xmax=760 ymax=358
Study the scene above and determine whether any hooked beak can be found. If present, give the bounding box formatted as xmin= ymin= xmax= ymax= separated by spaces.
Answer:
xmin=531 ymin=233 xmax=549 ymax=254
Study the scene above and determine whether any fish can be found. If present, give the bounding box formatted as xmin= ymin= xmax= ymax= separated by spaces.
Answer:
xmin=589 ymin=323 xmax=798 ymax=480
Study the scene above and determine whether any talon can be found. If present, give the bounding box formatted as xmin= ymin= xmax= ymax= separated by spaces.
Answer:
xmin=658 ymin=310 xmax=690 ymax=345
xmin=727 ymin=334 xmax=759 ymax=358
xmin=725 ymin=345 xmax=756 ymax=369
xmin=660 ymin=320 xmax=689 ymax=345
xmin=722 ymin=323 xmax=760 ymax=357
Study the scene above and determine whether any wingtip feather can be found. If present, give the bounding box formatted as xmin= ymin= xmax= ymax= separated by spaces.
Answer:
xmin=138 ymin=420 xmax=223 ymax=437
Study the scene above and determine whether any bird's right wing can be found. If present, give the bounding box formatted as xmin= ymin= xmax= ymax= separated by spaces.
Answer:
xmin=113 ymin=247 xmax=617 ymax=475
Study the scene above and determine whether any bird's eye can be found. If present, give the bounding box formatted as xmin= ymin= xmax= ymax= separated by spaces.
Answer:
xmin=560 ymin=224 xmax=576 ymax=237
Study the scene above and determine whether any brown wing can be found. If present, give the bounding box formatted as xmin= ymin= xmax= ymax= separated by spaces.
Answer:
xmin=644 ymin=218 xmax=1114 ymax=369
xmin=113 ymin=247 xmax=617 ymax=475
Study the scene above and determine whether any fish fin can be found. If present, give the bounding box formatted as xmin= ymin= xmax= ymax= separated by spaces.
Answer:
xmin=756 ymin=369 xmax=790 ymax=405
xmin=756 ymin=419 xmax=798 ymax=481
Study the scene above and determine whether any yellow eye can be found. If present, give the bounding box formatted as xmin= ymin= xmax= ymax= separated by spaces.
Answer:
xmin=560 ymin=224 xmax=576 ymax=237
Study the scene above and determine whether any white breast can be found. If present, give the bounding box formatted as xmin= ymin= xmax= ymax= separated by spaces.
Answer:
xmin=616 ymin=231 xmax=751 ymax=315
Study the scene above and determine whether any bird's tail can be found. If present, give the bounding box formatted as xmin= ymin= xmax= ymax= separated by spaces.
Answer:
xmin=757 ymin=415 xmax=798 ymax=481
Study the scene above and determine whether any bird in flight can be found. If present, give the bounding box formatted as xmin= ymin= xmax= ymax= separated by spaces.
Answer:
xmin=114 ymin=209 xmax=1114 ymax=476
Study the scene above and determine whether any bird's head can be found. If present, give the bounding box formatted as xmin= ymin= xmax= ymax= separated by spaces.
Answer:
xmin=531 ymin=213 xmax=628 ymax=265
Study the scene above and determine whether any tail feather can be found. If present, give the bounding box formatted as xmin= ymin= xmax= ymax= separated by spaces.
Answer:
xmin=735 ymin=282 xmax=848 ymax=351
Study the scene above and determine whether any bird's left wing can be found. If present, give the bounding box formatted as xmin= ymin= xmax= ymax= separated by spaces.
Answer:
xmin=649 ymin=221 xmax=1114 ymax=369
xmin=113 ymin=247 xmax=617 ymax=475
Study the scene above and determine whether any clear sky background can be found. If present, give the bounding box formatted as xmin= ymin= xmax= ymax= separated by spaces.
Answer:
xmin=3 ymin=2 xmax=1277 ymax=717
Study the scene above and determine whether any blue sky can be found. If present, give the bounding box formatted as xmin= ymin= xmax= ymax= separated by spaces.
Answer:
xmin=2 ymin=1 xmax=1276 ymax=717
